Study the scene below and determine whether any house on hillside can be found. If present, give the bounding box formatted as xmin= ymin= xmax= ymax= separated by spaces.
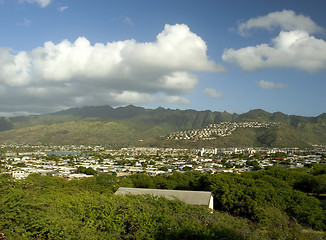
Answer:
xmin=12 ymin=170 xmax=29 ymax=179
xmin=115 ymin=187 xmax=214 ymax=210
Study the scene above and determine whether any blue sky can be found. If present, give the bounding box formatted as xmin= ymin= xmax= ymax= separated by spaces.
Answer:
xmin=0 ymin=0 xmax=325 ymax=116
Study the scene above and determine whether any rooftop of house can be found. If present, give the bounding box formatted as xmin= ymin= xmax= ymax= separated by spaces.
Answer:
xmin=114 ymin=187 xmax=213 ymax=209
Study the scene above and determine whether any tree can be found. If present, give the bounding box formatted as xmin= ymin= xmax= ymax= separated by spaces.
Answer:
xmin=77 ymin=166 xmax=87 ymax=174
xmin=129 ymin=174 xmax=154 ymax=188
xmin=85 ymin=167 xmax=97 ymax=175
xmin=159 ymin=166 xmax=168 ymax=171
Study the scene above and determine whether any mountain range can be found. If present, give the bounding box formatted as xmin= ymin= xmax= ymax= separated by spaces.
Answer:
xmin=0 ymin=105 xmax=325 ymax=148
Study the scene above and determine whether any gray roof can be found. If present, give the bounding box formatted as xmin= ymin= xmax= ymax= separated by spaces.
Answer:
xmin=115 ymin=187 xmax=213 ymax=207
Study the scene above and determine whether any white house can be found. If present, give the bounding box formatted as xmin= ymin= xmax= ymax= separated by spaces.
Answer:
xmin=12 ymin=170 xmax=29 ymax=179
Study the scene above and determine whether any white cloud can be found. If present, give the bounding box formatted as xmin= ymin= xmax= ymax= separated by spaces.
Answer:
xmin=0 ymin=49 xmax=31 ymax=87
xmin=58 ymin=6 xmax=68 ymax=12
xmin=160 ymin=95 xmax=190 ymax=105
xmin=0 ymin=111 xmax=40 ymax=117
xmin=203 ymin=88 xmax=225 ymax=98
xmin=224 ymin=10 xmax=326 ymax=72
xmin=20 ymin=0 xmax=53 ymax=7
xmin=223 ymin=30 xmax=326 ymax=72
xmin=109 ymin=91 xmax=155 ymax=105
xmin=0 ymin=24 xmax=223 ymax=115
xmin=257 ymin=80 xmax=287 ymax=90
xmin=238 ymin=10 xmax=324 ymax=36
xmin=156 ymin=72 xmax=198 ymax=94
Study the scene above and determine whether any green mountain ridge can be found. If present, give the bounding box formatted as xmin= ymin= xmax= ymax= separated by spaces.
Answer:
xmin=0 ymin=106 xmax=325 ymax=147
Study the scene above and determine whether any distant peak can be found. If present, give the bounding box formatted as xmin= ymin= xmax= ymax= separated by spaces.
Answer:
xmin=248 ymin=109 xmax=270 ymax=114
xmin=154 ymin=106 xmax=167 ymax=112
xmin=116 ymin=105 xmax=145 ymax=110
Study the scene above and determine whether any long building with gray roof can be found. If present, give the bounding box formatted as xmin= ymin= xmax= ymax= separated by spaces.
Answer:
xmin=115 ymin=187 xmax=214 ymax=209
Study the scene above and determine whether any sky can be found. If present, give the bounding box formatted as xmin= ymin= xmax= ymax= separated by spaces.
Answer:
xmin=0 ymin=0 xmax=325 ymax=117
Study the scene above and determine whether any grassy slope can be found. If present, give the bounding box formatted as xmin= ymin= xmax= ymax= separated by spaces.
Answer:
xmin=0 ymin=118 xmax=174 ymax=146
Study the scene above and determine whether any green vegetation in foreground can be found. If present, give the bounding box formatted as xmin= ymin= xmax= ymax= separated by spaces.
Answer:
xmin=1 ymin=165 xmax=326 ymax=239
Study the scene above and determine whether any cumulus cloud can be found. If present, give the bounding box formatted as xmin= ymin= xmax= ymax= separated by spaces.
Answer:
xmin=223 ymin=30 xmax=326 ymax=72
xmin=109 ymin=91 xmax=155 ymax=105
xmin=223 ymin=10 xmax=326 ymax=72
xmin=257 ymin=80 xmax=287 ymax=90
xmin=203 ymin=88 xmax=225 ymax=98
xmin=0 ymin=24 xmax=223 ymax=115
xmin=160 ymin=95 xmax=190 ymax=105
xmin=0 ymin=49 xmax=32 ymax=87
xmin=238 ymin=10 xmax=324 ymax=36
xmin=20 ymin=0 xmax=53 ymax=7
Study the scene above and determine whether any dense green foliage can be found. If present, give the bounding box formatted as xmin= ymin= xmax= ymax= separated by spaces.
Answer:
xmin=1 ymin=165 xmax=326 ymax=239
xmin=77 ymin=166 xmax=97 ymax=175
xmin=0 ymin=174 xmax=258 ymax=240
xmin=127 ymin=166 xmax=326 ymax=230
xmin=0 ymin=106 xmax=325 ymax=147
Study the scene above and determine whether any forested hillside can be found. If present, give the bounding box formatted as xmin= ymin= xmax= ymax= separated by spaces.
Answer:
xmin=0 ymin=165 xmax=325 ymax=239
xmin=0 ymin=105 xmax=325 ymax=147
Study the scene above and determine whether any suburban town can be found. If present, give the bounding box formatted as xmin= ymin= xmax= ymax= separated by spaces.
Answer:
xmin=167 ymin=121 xmax=279 ymax=140
xmin=1 ymin=143 xmax=325 ymax=180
